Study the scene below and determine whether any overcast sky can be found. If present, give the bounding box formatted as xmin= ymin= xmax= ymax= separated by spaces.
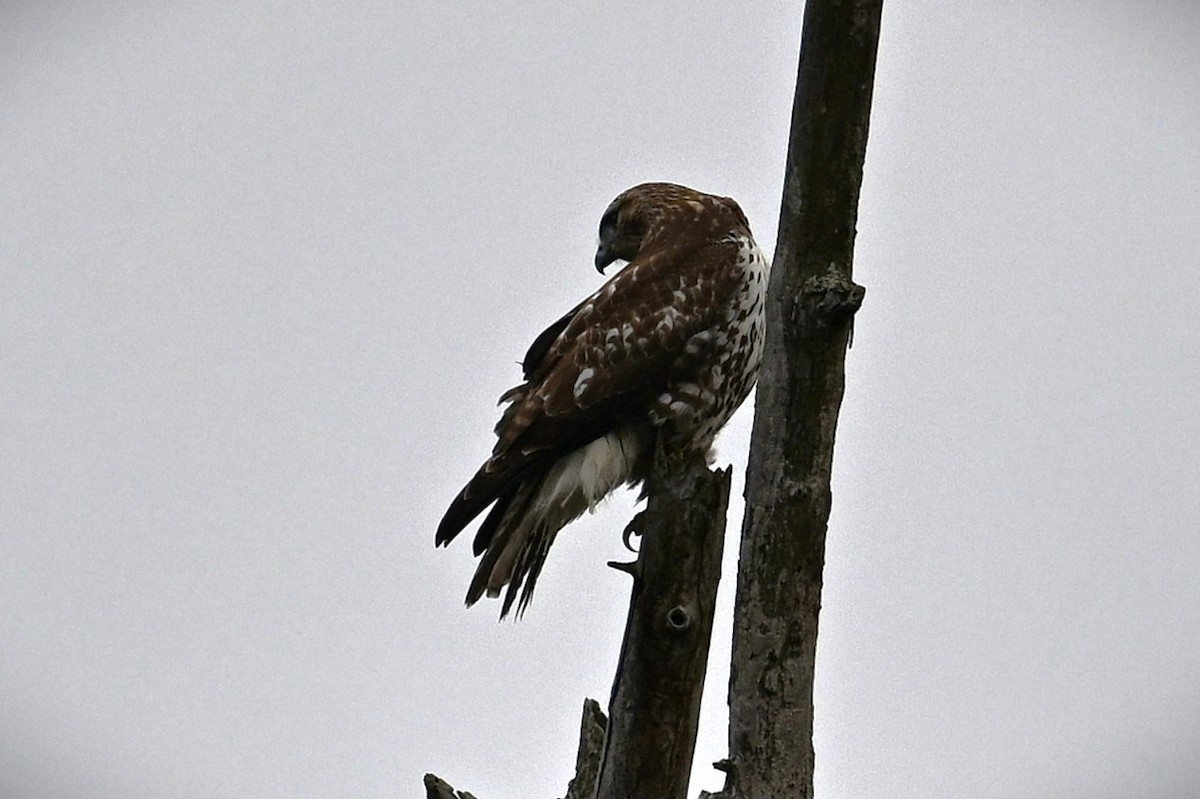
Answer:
xmin=3 ymin=2 xmax=1199 ymax=798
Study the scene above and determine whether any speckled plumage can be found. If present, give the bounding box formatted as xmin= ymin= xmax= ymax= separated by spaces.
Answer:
xmin=436 ymin=183 xmax=769 ymax=617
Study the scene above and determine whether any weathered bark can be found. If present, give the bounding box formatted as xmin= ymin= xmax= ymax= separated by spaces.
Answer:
xmin=561 ymin=699 xmax=606 ymax=799
xmin=595 ymin=450 xmax=731 ymax=799
xmin=721 ymin=0 xmax=882 ymax=797
xmin=423 ymin=773 xmax=479 ymax=799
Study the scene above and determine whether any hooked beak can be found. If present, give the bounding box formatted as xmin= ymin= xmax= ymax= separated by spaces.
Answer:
xmin=594 ymin=244 xmax=616 ymax=274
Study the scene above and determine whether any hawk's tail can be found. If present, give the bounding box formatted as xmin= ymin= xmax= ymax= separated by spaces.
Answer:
xmin=439 ymin=425 xmax=650 ymax=618
xmin=465 ymin=479 xmax=554 ymax=617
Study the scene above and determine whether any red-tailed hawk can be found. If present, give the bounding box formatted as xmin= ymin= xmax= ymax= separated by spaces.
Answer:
xmin=436 ymin=183 xmax=768 ymax=617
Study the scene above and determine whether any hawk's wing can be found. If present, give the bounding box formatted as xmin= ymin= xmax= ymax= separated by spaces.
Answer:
xmin=499 ymin=236 xmax=745 ymax=457
xmin=435 ymin=237 xmax=744 ymax=549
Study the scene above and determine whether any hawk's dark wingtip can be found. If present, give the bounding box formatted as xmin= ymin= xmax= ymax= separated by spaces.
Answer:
xmin=433 ymin=504 xmax=457 ymax=547
xmin=434 ymin=492 xmax=474 ymax=548
xmin=434 ymin=465 xmax=509 ymax=549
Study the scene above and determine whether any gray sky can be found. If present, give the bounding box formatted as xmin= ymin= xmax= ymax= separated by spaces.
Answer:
xmin=3 ymin=2 xmax=1199 ymax=797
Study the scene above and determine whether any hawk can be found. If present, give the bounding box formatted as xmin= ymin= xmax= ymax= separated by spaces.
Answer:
xmin=435 ymin=182 xmax=769 ymax=617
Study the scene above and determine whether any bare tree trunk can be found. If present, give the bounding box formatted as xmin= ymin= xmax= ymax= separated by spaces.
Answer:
xmin=721 ymin=1 xmax=882 ymax=797
xmin=596 ymin=450 xmax=731 ymax=799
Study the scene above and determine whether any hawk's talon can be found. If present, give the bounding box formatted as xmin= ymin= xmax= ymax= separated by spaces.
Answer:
xmin=622 ymin=512 xmax=645 ymax=552
xmin=607 ymin=559 xmax=641 ymax=580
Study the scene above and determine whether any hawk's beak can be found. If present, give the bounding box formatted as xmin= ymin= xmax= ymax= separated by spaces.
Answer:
xmin=594 ymin=244 xmax=616 ymax=274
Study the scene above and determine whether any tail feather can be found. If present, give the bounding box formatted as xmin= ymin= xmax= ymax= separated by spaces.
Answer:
xmin=447 ymin=425 xmax=650 ymax=618
xmin=505 ymin=523 xmax=557 ymax=617
xmin=472 ymin=488 xmax=515 ymax=556
xmin=465 ymin=481 xmax=538 ymax=606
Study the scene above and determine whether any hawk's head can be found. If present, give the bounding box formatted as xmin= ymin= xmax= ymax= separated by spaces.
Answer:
xmin=594 ymin=182 xmax=748 ymax=273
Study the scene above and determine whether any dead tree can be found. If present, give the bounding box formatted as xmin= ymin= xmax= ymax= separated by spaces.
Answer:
xmin=424 ymin=1 xmax=882 ymax=795
xmin=716 ymin=0 xmax=882 ymax=797
xmin=594 ymin=450 xmax=730 ymax=799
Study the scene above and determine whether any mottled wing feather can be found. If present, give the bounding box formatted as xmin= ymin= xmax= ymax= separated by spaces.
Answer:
xmin=492 ymin=239 xmax=744 ymax=461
